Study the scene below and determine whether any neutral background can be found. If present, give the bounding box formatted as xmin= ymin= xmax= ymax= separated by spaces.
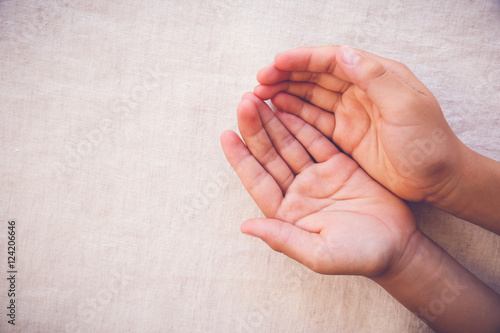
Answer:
xmin=1 ymin=1 xmax=499 ymax=332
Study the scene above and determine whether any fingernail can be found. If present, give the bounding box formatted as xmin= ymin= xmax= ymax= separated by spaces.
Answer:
xmin=340 ymin=46 xmax=361 ymax=65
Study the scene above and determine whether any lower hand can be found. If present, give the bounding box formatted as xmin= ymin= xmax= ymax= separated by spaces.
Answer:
xmin=221 ymin=92 xmax=418 ymax=276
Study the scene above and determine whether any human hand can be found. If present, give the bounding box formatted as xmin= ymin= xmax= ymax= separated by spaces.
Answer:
xmin=221 ymin=92 xmax=500 ymax=332
xmin=254 ymin=46 xmax=466 ymax=203
xmin=220 ymin=92 xmax=418 ymax=276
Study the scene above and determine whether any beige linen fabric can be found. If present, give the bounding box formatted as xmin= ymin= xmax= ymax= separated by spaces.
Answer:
xmin=0 ymin=1 xmax=499 ymax=332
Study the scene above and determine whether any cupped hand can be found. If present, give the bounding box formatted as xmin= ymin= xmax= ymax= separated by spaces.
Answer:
xmin=254 ymin=46 xmax=465 ymax=202
xmin=220 ymin=92 xmax=418 ymax=276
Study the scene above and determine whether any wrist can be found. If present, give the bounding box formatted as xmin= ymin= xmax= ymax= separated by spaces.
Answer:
xmin=423 ymin=139 xmax=471 ymax=215
xmin=370 ymin=228 xmax=500 ymax=332
xmin=425 ymin=141 xmax=500 ymax=233
xmin=370 ymin=229 xmax=439 ymax=289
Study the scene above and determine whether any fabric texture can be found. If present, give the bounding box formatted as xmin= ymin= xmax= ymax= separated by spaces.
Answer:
xmin=0 ymin=1 xmax=499 ymax=332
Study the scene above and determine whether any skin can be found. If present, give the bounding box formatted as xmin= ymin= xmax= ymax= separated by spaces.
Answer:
xmin=221 ymin=92 xmax=418 ymax=276
xmin=254 ymin=45 xmax=500 ymax=234
xmin=220 ymin=92 xmax=500 ymax=332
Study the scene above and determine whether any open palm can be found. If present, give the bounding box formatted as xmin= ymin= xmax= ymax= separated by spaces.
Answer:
xmin=254 ymin=46 xmax=463 ymax=202
xmin=221 ymin=93 xmax=417 ymax=276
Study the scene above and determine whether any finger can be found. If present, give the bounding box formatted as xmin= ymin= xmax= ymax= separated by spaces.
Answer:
xmin=335 ymin=46 xmax=424 ymax=118
xmin=257 ymin=63 xmax=350 ymax=93
xmin=273 ymin=45 xmax=429 ymax=95
xmin=237 ymin=98 xmax=295 ymax=192
xmin=275 ymin=110 xmax=339 ymax=163
xmin=274 ymin=45 xmax=343 ymax=75
xmin=254 ymin=81 xmax=342 ymax=113
xmin=288 ymin=71 xmax=350 ymax=93
xmin=271 ymin=92 xmax=335 ymax=139
xmin=256 ymin=63 xmax=291 ymax=84
xmin=241 ymin=218 xmax=333 ymax=274
xmin=220 ymin=130 xmax=282 ymax=217
xmin=242 ymin=93 xmax=314 ymax=174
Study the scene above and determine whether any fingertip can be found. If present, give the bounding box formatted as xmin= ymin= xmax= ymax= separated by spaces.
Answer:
xmin=241 ymin=218 xmax=269 ymax=239
xmin=240 ymin=91 xmax=255 ymax=102
xmin=220 ymin=129 xmax=236 ymax=142
xmin=220 ymin=129 xmax=233 ymax=142
xmin=220 ymin=130 xmax=241 ymax=152
xmin=274 ymin=49 xmax=294 ymax=69
xmin=243 ymin=216 xmax=273 ymax=229
xmin=242 ymin=216 xmax=288 ymax=241
xmin=237 ymin=99 xmax=263 ymax=137
xmin=220 ymin=130 xmax=247 ymax=168
xmin=274 ymin=46 xmax=315 ymax=71
xmin=240 ymin=219 xmax=253 ymax=235
xmin=273 ymin=51 xmax=285 ymax=66
xmin=253 ymin=83 xmax=287 ymax=100
xmin=256 ymin=63 xmax=274 ymax=83
xmin=253 ymin=84 xmax=265 ymax=99
xmin=237 ymin=98 xmax=257 ymax=120
xmin=258 ymin=62 xmax=291 ymax=84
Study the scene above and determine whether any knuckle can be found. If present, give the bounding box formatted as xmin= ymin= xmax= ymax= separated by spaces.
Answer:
xmin=365 ymin=60 xmax=387 ymax=79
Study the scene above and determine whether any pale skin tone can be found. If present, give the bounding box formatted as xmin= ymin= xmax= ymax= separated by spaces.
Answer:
xmin=254 ymin=45 xmax=500 ymax=234
xmin=221 ymin=92 xmax=500 ymax=332
xmin=221 ymin=92 xmax=417 ymax=276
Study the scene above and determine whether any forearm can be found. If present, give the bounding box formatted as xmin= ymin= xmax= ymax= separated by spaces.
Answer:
xmin=429 ymin=145 xmax=500 ymax=235
xmin=371 ymin=230 xmax=500 ymax=333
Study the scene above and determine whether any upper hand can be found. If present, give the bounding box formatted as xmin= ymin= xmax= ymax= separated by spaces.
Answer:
xmin=254 ymin=45 xmax=465 ymax=202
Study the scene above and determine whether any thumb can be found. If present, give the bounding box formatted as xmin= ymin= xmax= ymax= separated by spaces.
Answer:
xmin=241 ymin=218 xmax=330 ymax=274
xmin=336 ymin=46 xmax=417 ymax=110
